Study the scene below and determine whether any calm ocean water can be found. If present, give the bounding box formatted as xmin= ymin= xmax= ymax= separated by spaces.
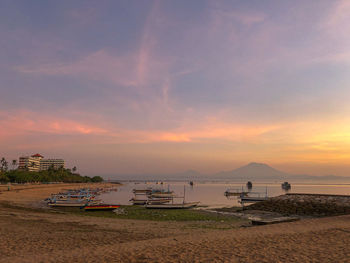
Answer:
xmin=100 ymin=181 xmax=350 ymax=207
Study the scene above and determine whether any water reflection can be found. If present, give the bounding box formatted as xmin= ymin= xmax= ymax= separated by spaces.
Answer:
xmin=100 ymin=181 xmax=350 ymax=208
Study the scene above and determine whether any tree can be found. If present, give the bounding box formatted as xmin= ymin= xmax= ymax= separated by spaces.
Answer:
xmin=72 ymin=166 xmax=77 ymax=173
xmin=91 ymin=176 xmax=103 ymax=183
xmin=48 ymin=164 xmax=55 ymax=172
xmin=0 ymin=158 xmax=8 ymax=172
xmin=12 ymin=160 xmax=17 ymax=170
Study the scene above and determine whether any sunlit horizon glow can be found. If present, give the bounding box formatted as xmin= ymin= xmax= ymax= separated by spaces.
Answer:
xmin=1 ymin=0 xmax=350 ymax=177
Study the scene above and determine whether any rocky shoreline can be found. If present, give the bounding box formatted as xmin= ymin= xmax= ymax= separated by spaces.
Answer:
xmin=247 ymin=193 xmax=350 ymax=216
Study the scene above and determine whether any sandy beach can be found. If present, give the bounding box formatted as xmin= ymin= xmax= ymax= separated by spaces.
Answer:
xmin=1 ymin=184 xmax=350 ymax=262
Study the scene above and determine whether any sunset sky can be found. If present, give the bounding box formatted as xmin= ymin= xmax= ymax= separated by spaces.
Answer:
xmin=1 ymin=0 xmax=350 ymax=177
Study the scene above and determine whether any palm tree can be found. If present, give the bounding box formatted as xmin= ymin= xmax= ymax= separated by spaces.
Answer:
xmin=12 ymin=160 xmax=17 ymax=170
xmin=0 ymin=158 xmax=8 ymax=172
xmin=72 ymin=166 xmax=77 ymax=173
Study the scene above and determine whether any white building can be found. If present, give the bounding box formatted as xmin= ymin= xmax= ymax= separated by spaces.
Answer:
xmin=40 ymin=159 xmax=65 ymax=171
xmin=18 ymin=154 xmax=65 ymax=172
xmin=18 ymin=153 xmax=43 ymax=172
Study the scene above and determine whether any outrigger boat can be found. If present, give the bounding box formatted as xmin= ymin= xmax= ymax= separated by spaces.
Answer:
xmin=145 ymin=186 xmax=199 ymax=209
xmin=150 ymin=192 xmax=175 ymax=198
xmin=130 ymin=197 xmax=172 ymax=205
xmin=129 ymin=197 xmax=148 ymax=205
xmin=48 ymin=200 xmax=101 ymax=207
xmin=145 ymin=201 xmax=199 ymax=209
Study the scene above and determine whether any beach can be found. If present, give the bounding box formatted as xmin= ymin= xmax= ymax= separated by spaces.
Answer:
xmin=1 ymin=184 xmax=350 ymax=262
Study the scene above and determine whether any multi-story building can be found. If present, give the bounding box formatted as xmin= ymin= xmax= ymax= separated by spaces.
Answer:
xmin=18 ymin=153 xmax=43 ymax=172
xmin=40 ymin=159 xmax=65 ymax=171
xmin=18 ymin=154 xmax=65 ymax=172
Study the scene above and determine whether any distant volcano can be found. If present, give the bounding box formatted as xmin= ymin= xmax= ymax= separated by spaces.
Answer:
xmin=215 ymin=162 xmax=290 ymax=180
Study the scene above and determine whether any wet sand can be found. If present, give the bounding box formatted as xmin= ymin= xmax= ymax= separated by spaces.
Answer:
xmin=1 ymin=183 xmax=350 ymax=262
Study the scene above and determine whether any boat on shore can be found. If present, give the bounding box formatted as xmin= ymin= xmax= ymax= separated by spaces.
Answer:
xmin=130 ymin=197 xmax=172 ymax=205
xmin=146 ymin=198 xmax=173 ymax=205
xmin=48 ymin=200 xmax=101 ymax=207
xmin=150 ymin=192 xmax=175 ymax=198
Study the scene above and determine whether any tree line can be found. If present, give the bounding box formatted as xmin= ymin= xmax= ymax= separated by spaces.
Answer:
xmin=0 ymin=157 xmax=103 ymax=183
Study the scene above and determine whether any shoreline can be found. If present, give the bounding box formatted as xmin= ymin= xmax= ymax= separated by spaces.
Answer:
xmin=1 ymin=184 xmax=350 ymax=262
xmin=0 ymin=182 xmax=118 ymax=208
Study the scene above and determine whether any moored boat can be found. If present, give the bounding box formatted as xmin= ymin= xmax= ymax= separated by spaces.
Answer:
xmin=145 ymin=201 xmax=200 ymax=209
xmin=150 ymin=192 xmax=176 ymax=198
xmin=281 ymin=182 xmax=291 ymax=190
xmin=246 ymin=181 xmax=253 ymax=189
xmin=146 ymin=198 xmax=172 ymax=205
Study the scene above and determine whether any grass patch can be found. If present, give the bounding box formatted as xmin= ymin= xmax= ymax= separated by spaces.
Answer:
xmin=54 ymin=205 xmax=242 ymax=222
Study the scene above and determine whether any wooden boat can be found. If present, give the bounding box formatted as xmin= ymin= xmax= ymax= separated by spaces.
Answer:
xmin=130 ymin=198 xmax=148 ymax=205
xmin=83 ymin=204 xmax=120 ymax=211
xmin=130 ymin=197 xmax=172 ymax=205
xmin=145 ymin=202 xmax=199 ymax=209
xmin=48 ymin=202 xmax=88 ymax=207
xmin=150 ymin=192 xmax=176 ymax=198
xmin=48 ymin=200 xmax=101 ymax=207
xmin=146 ymin=198 xmax=172 ymax=205
xmin=133 ymin=189 xmax=152 ymax=194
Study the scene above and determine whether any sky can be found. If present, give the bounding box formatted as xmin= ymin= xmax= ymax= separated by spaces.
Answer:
xmin=1 ymin=0 xmax=350 ymax=177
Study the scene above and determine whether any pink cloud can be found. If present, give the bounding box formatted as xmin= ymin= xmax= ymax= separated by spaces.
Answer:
xmin=0 ymin=110 xmax=107 ymax=140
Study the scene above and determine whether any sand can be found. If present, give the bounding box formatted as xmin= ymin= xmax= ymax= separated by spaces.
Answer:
xmin=1 ymin=183 xmax=350 ymax=262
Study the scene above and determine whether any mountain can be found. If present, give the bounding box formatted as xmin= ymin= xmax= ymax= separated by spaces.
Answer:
xmin=110 ymin=162 xmax=350 ymax=182
xmin=215 ymin=162 xmax=290 ymax=180
xmin=214 ymin=162 xmax=350 ymax=182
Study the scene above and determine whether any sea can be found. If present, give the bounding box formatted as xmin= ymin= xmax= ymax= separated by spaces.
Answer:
xmin=100 ymin=180 xmax=350 ymax=208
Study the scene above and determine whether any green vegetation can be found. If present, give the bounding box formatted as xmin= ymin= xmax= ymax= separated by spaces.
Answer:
xmin=0 ymin=157 xmax=103 ymax=183
xmin=56 ymin=205 xmax=242 ymax=222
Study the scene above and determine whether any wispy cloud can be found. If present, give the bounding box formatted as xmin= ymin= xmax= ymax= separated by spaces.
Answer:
xmin=16 ymin=49 xmax=140 ymax=87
